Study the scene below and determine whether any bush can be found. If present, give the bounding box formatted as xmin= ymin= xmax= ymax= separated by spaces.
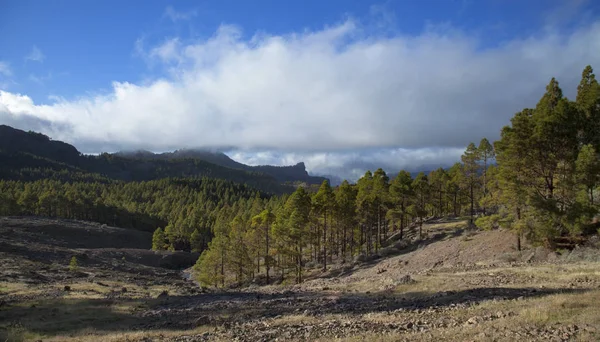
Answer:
xmin=475 ymin=214 xmax=500 ymax=230
xmin=69 ymin=256 xmax=78 ymax=272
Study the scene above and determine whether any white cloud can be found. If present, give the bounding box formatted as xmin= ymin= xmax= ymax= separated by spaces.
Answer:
xmin=164 ymin=6 xmax=197 ymax=22
xmin=1 ymin=19 xmax=600 ymax=178
xmin=229 ymin=148 xmax=464 ymax=180
xmin=25 ymin=46 xmax=45 ymax=63
xmin=149 ymin=38 xmax=182 ymax=64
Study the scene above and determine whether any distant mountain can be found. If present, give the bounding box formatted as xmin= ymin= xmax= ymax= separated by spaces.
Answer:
xmin=0 ymin=125 xmax=326 ymax=194
xmin=115 ymin=148 xmax=328 ymax=186
xmin=0 ymin=125 xmax=82 ymax=165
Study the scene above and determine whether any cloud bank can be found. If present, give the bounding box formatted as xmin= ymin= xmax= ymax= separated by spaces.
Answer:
xmin=1 ymin=19 xmax=600 ymax=179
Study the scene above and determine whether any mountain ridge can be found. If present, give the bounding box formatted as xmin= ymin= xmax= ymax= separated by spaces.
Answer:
xmin=0 ymin=125 xmax=327 ymax=193
xmin=114 ymin=148 xmax=327 ymax=185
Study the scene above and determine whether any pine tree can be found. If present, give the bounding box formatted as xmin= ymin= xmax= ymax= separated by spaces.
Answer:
xmin=69 ymin=256 xmax=78 ymax=272
xmin=576 ymin=65 xmax=600 ymax=149
xmin=478 ymin=138 xmax=495 ymax=215
xmin=335 ymin=180 xmax=357 ymax=263
xmin=251 ymin=209 xmax=276 ymax=283
xmin=228 ymin=216 xmax=253 ymax=285
xmin=461 ymin=143 xmax=480 ymax=224
xmin=428 ymin=168 xmax=448 ymax=217
xmin=194 ymin=243 xmax=223 ymax=287
xmin=152 ymin=227 xmax=167 ymax=251
xmin=356 ymin=171 xmax=375 ymax=255
xmin=446 ymin=163 xmax=464 ymax=217
xmin=411 ymin=172 xmax=429 ymax=239
xmin=313 ymin=180 xmax=335 ymax=271
xmin=495 ymin=109 xmax=535 ymax=250
xmin=190 ymin=228 xmax=203 ymax=253
xmin=387 ymin=170 xmax=413 ymax=240
xmin=575 ymin=144 xmax=600 ymax=207
xmin=372 ymin=168 xmax=389 ymax=251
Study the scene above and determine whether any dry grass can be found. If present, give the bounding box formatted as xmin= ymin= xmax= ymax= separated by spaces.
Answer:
xmin=340 ymin=289 xmax=600 ymax=342
xmin=40 ymin=327 xmax=214 ymax=342
xmin=0 ymin=276 xmax=193 ymax=342
xmin=426 ymin=220 xmax=469 ymax=231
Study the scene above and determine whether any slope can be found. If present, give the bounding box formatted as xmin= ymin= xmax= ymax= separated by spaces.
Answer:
xmin=117 ymin=148 xmax=328 ymax=185
xmin=0 ymin=125 xmax=294 ymax=194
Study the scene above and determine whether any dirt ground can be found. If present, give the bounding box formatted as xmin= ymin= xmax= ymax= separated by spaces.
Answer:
xmin=1 ymin=217 xmax=600 ymax=341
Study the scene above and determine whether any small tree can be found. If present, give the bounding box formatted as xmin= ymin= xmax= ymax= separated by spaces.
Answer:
xmin=152 ymin=227 xmax=167 ymax=251
xmin=190 ymin=228 xmax=203 ymax=253
xmin=461 ymin=142 xmax=481 ymax=224
xmin=69 ymin=256 xmax=78 ymax=272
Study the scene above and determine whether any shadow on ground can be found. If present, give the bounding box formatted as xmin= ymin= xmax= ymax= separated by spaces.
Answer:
xmin=1 ymin=286 xmax=586 ymax=338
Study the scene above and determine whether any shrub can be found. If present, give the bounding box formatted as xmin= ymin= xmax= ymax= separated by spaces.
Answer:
xmin=69 ymin=256 xmax=78 ymax=272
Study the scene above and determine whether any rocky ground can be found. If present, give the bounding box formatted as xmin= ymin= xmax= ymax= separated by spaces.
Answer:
xmin=1 ymin=217 xmax=600 ymax=341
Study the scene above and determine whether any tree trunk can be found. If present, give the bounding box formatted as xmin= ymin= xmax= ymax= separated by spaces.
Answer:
xmin=470 ymin=182 xmax=474 ymax=224
xmin=323 ymin=210 xmax=327 ymax=271
xmin=376 ymin=208 xmax=381 ymax=253
xmin=299 ymin=244 xmax=303 ymax=283
xmin=342 ymin=222 xmax=347 ymax=263
xmin=482 ymin=156 xmax=487 ymax=216
xmin=220 ymin=249 xmax=225 ymax=288
xmin=265 ymin=224 xmax=270 ymax=284
xmin=516 ymin=207 xmax=522 ymax=251
xmin=350 ymin=223 xmax=355 ymax=258
xmin=454 ymin=193 xmax=458 ymax=217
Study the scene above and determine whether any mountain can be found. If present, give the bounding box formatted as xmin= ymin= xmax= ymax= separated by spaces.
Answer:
xmin=0 ymin=125 xmax=327 ymax=194
xmin=115 ymin=149 xmax=328 ymax=186
xmin=0 ymin=125 xmax=82 ymax=166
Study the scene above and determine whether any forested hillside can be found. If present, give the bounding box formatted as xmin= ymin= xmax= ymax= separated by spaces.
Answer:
xmin=0 ymin=66 xmax=598 ymax=290
xmin=0 ymin=125 xmax=301 ymax=194
xmin=116 ymin=149 xmax=328 ymax=185
xmin=190 ymin=65 xmax=600 ymax=288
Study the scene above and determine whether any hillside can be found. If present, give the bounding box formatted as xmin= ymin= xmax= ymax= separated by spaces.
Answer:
xmin=116 ymin=148 xmax=328 ymax=185
xmin=0 ymin=125 xmax=327 ymax=194
xmin=2 ymin=217 xmax=599 ymax=341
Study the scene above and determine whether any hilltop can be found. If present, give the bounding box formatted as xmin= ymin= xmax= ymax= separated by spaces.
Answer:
xmin=0 ymin=125 xmax=326 ymax=194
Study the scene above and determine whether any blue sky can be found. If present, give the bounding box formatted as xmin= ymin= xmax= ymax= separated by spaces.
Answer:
xmin=2 ymin=0 xmax=593 ymax=103
xmin=1 ymin=0 xmax=599 ymax=179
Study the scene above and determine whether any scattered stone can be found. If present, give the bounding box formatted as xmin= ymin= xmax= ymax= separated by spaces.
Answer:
xmin=121 ymin=287 xmax=128 ymax=293
xmin=466 ymin=316 xmax=481 ymax=325
xmin=63 ymin=285 xmax=71 ymax=291
xmin=396 ymin=274 xmax=416 ymax=285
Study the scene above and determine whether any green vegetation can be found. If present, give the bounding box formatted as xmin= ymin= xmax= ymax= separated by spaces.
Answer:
xmin=68 ymin=256 xmax=78 ymax=272
xmin=0 ymin=177 xmax=265 ymax=251
xmin=1 ymin=66 xmax=599 ymax=289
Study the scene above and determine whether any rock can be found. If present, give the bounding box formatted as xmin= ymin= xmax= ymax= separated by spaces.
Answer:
xmin=121 ymin=287 xmax=128 ymax=293
xmin=63 ymin=285 xmax=71 ymax=291
xmin=466 ymin=316 xmax=480 ymax=325
xmin=406 ymin=322 xmax=414 ymax=329
xmin=396 ymin=274 xmax=415 ymax=285
xmin=157 ymin=290 xmax=169 ymax=298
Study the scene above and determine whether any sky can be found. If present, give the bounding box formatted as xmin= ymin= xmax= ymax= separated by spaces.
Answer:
xmin=1 ymin=0 xmax=599 ymax=180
